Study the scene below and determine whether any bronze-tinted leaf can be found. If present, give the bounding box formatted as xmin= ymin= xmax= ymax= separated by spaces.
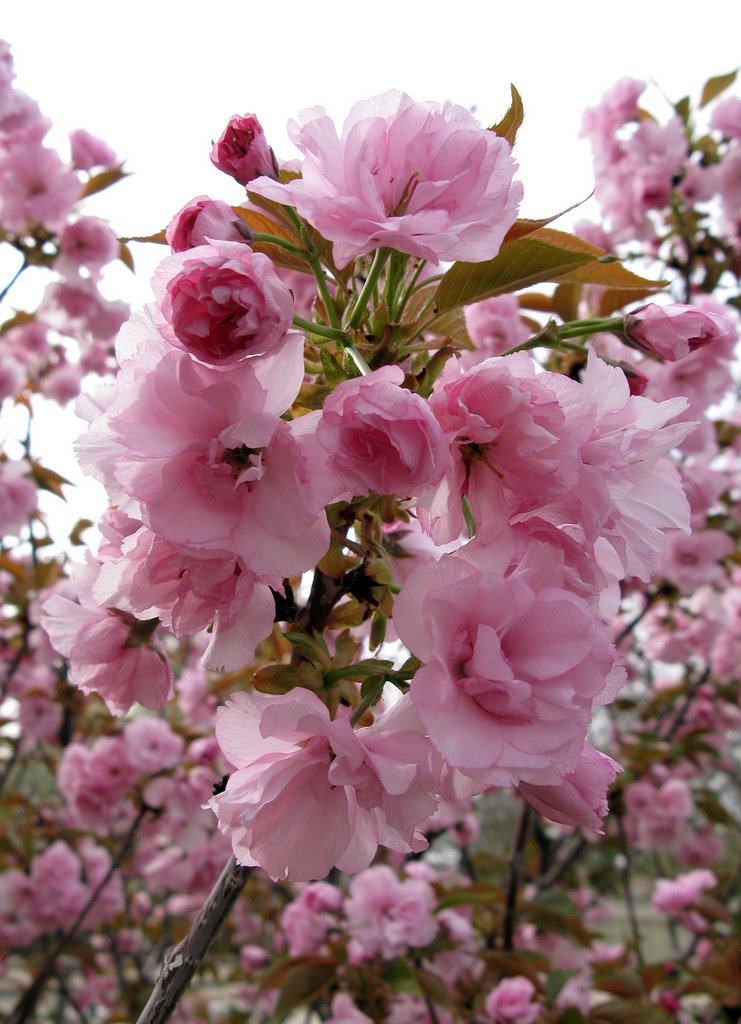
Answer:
xmin=120 ymin=229 xmax=168 ymax=245
xmin=489 ymin=84 xmax=524 ymax=147
xmin=525 ymin=228 xmax=668 ymax=290
xmin=502 ymin=194 xmax=594 ymax=244
xmin=118 ymin=241 xmax=135 ymax=273
xmin=700 ymin=69 xmax=739 ymax=108
xmin=435 ymin=237 xmax=593 ymax=313
xmin=29 ymin=460 xmax=71 ymax=499
xmin=81 ymin=166 xmax=128 ymax=198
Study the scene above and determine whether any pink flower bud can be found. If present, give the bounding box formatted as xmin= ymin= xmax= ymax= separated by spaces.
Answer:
xmin=210 ymin=113 xmax=277 ymax=185
xmin=626 ymin=303 xmax=727 ymax=361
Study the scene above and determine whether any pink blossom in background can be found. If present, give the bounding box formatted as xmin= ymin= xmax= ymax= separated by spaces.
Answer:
xmin=462 ymin=293 xmax=531 ymax=366
xmin=711 ymin=95 xmax=741 ymax=139
xmin=626 ymin=303 xmax=728 ymax=361
xmin=58 ymin=216 xmax=120 ymax=272
xmin=652 ymin=869 xmax=717 ymax=914
xmin=123 ymin=716 xmax=185 ymax=774
xmin=210 ymin=113 xmax=277 ymax=185
xmin=69 ymin=127 xmax=118 ymax=170
xmin=153 ymin=240 xmax=294 ymax=365
xmin=0 ymin=141 xmax=81 ymax=232
xmin=165 ymin=195 xmax=246 ymax=251
xmin=326 ymin=993 xmax=375 ymax=1024
xmin=343 ymin=864 xmax=438 ymax=962
xmin=316 ymin=365 xmax=449 ymax=501
xmin=0 ymin=460 xmax=36 ymax=535
xmin=281 ymin=882 xmax=343 ymax=956
xmin=484 ymin=975 xmax=540 ymax=1024
xmin=40 ymin=560 xmax=173 ymax=715
xmin=251 ymin=90 xmax=522 ymax=265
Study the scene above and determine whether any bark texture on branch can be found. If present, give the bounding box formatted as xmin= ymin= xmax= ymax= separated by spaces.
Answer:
xmin=136 ymin=855 xmax=250 ymax=1024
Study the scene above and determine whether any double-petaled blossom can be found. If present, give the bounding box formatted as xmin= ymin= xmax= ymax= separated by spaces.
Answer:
xmin=251 ymin=90 xmax=523 ymax=266
xmin=518 ymin=742 xmax=621 ymax=832
xmin=79 ymin=321 xmax=329 ymax=582
xmin=315 ymin=365 xmax=449 ymax=501
xmin=153 ymin=240 xmax=294 ymax=366
xmin=210 ymin=689 xmax=438 ymax=881
xmin=41 ymin=559 xmax=172 ymax=716
xmin=393 ymin=539 xmax=623 ymax=790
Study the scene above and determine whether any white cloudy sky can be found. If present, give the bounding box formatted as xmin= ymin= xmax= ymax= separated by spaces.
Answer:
xmin=2 ymin=0 xmax=740 ymax=541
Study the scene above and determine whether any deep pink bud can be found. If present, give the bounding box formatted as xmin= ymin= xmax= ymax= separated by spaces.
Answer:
xmin=210 ymin=114 xmax=278 ymax=185
xmin=625 ymin=303 xmax=727 ymax=361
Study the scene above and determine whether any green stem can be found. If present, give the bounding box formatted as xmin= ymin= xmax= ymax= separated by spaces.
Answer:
xmin=557 ymin=317 xmax=625 ymax=339
xmin=250 ymin=232 xmax=307 ymax=256
xmin=292 ymin=315 xmax=348 ymax=343
xmin=345 ymin=248 xmax=389 ymax=331
xmin=309 ymin=258 xmax=342 ymax=329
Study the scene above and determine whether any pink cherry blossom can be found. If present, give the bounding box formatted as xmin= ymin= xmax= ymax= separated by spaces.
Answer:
xmin=210 ymin=113 xmax=277 ymax=184
xmin=0 ymin=141 xmax=81 ymax=232
xmin=484 ymin=975 xmax=539 ymax=1024
xmin=152 ymin=240 xmax=294 ymax=366
xmin=652 ymin=869 xmax=717 ymax=914
xmin=462 ymin=294 xmax=531 ymax=366
xmin=394 ymin=541 xmax=621 ymax=789
xmin=281 ymin=882 xmax=343 ymax=956
xmin=58 ymin=216 xmax=120 ymax=272
xmin=103 ymin=336 xmax=329 ymax=580
xmin=69 ymin=128 xmax=118 ymax=170
xmin=418 ymin=353 xmax=589 ymax=545
xmin=343 ymin=865 xmax=438 ymax=962
xmin=316 ymin=365 xmax=449 ymax=501
xmin=210 ymin=689 xmax=436 ymax=881
xmin=626 ymin=303 xmax=728 ymax=361
xmin=251 ymin=90 xmax=523 ymax=266
xmin=519 ymin=742 xmax=621 ymax=832
xmin=165 ymin=195 xmax=246 ymax=251
xmin=40 ymin=560 xmax=172 ymax=715
xmin=326 ymin=994 xmax=375 ymax=1024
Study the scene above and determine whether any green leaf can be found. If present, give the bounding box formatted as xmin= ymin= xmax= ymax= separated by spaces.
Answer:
xmin=589 ymin=998 xmax=669 ymax=1023
xmin=370 ymin=611 xmax=387 ymax=650
xmin=436 ymin=883 xmax=505 ymax=910
xmin=81 ymin=165 xmax=128 ymax=198
xmin=695 ymin=789 xmax=733 ymax=825
xmin=284 ymin=631 xmax=332 ymax=670
xmin=557 ymin=1009 xmax=587 ymax=1024
xmin=674 ymin=96 xmax=691 ymax=125
xmin=320 ymin=347 xmax=350 ymax=386
xmin=489 ymin=84 xmax=524 ymax=147
xmin=413 ymin=965 xmax=451 ymax=1007
xmin=526 ymin=229 xmax=668 ymax=290
xmin=271 ymin=961 xmax=335 ymax=1021
xmin=435 ymin=237 xmax=593 ymax=314
xmin=546 ymin=968 xmax=580 ymax=1001
xmin=251 ymin=662 xmax=323 ymax=695
xmin=700 ymin=69 xmax=738 ymax=108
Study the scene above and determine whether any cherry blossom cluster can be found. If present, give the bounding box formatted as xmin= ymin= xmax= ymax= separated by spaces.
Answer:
xmin=2 ymin=47 xmax=740 ymax=1024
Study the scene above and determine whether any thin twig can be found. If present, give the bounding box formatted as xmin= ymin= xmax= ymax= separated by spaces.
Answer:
xmin=135 ymin=856 xmax=250 ymax=1024
xmin=7 ymin=804 xmax=150 ymax=1024
xmin=502 ymin=802 xmax=532 ymax=951
xmin=616 ymin=813 xmax=645 ymax=969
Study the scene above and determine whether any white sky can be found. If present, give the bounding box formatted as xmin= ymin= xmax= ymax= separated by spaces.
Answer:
xmin=2 ymin=0 xmax=741 ymax=545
